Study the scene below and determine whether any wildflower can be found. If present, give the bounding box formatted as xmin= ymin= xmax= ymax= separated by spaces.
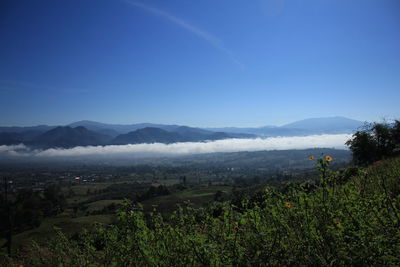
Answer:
xmin=308 ymin=155 xmax=314 ymax=160
xmin=325 ymin=155 xmax=333 ymax=162
xmin=284 ymin=202 xmax=293 ymax=208
xmin=335 ymin=221 xmax=342 ymax=227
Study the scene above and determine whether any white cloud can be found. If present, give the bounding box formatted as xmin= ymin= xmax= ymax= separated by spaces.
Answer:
xmin=0 ymin=144 xmax=25 ymax=152
xmin=0 ymin=144 xmax=32 ymax=156
xmin=0 ymin=134 xmax=351 ymax=159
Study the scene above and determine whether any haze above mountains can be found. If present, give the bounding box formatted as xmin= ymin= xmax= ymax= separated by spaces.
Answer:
xmin=0 ymin=117 xmax=364 ymax=149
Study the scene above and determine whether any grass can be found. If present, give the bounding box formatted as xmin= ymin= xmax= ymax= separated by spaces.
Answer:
xmin=7 ymin=213 xmax=114 ymax=251
xmin=141 ymin=185 xmax=232 ymax=213
xmin=86 ymin=199 xmax=124 ymax=213
xmin=67 ymin=183 xmax=113 ymax=195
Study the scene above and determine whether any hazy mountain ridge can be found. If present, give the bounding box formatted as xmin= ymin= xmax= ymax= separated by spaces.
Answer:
xmin=0 ymin=125 xmax=256 ymax=148
xmin=280 ymin=117 xmax=363 ymax=132
xmin=206 ymin=117 xmax=364 ymax=136
xmin=111 ymin=127 xmax=184 ymax=145
xmin=0 ymin=117 xmax=364 ymax=148
xmin=68 ymin=120 xmax=181 ymax=134
xmin=28 ymin=126 xmax=112 ymax=148
xmin=0 ymin=125 xmax=55 ymax=133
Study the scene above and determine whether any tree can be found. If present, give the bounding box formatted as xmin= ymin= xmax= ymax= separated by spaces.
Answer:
xmin=214 ymin=190 xmax=224 ymax=202
xmin=346 ymin=130 xmax=377 ymax=165
xmin=346 ymin=121 xmax=400 ymax=165
xmin=392 ymin=120 xmax=400 ymax=152
xmin=43 ymin=185 xmax=66 ymax=215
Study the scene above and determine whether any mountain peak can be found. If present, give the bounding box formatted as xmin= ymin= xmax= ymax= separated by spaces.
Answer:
xmin=281 ymin=116 xmax=364 ymax=133
xmin=32 ymin=125 xmax=111 ymax=148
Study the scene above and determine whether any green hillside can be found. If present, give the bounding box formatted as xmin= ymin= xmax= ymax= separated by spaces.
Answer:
xmin=3 ymin=156 xmax=399 ymax=266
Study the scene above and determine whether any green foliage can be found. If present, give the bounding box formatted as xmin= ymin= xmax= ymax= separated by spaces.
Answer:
xmin=3 ymin=156 xmax=400 ymax=266
xmin=346 ymin=120 xmax=400 ymax=165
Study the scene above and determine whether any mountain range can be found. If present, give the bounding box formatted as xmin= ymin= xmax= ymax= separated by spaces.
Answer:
xmin=206 ymin=117 xmax=364 ymax=136
xmin=0 ymin=116 xmax=364 ymax=148
xmin=0 ymin=125 xmax=255 ymax=149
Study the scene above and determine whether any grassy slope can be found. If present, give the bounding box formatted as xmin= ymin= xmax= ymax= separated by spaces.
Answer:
xmin=3 ymin=213 xmax=114 ymax=251
xmin=141 ymin=185 xmax=232 ymax=213
xmin=86 ymin=199 xmax=124 ymax=213
xmin=2 ymin=158 xmax=399 ymax=265
xmin=2 ymin=185 xmax=231 ymax=252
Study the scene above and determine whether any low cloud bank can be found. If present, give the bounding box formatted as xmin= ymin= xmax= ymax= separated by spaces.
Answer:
xmin=0 ymin=134 xmax=351 ymax=159
xmin=0 ymin=144 xmax=36 ymax=157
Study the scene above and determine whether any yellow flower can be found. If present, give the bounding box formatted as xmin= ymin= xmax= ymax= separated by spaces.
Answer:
xmin=335 ymin=221 xmax=342 ymax=227
xmin=284 ymin=202 xmax=293 ymax=208
xmin=308 ymin=155 xmax=314 ymax=161
xmin=325 ymin=155 xmax=333 ymax=162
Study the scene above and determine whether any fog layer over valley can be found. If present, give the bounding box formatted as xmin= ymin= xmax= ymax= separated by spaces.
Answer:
xmin=0 ymin=134 xmax=351 ymax=161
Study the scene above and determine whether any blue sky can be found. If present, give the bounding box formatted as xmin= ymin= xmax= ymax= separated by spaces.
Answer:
xmin=0 ymin=0 xmax=399 ymax=127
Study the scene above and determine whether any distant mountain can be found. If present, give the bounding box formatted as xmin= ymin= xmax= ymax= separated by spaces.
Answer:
xmin=110 ymin=126 xmax=255 ymax=145
xmin=67 ymin=122 xmax=256 ymax=145
xmin=30 ymin=126 xmax=112 ymax=148
xmin=0 ymin=123 xmax=254 ymax=147
xmin=206 ymin=117 xmax=364 ymax=136
xmin=171 ymin=126 xmax=229 ymax=141
xmin=111 ymin=127 xmax=184 ymax=145
xmin=69 ymin=120 xmax=180 ymax=135
xmin=0 ymin=125 xmax=55 ymax=133
xmin=0 ymin=129 xmax=52 ymax=145
xmin=280 ymin=116 xmax=364 ymax=133
xmin=204 ymin=126 xmax=277 ymax=134
xmin=0 ymin=117 xmax=365 ymax=148
xmin=173 ymin=126 xmax=214 ymax=137
xmin=0 ymin=132 xmax=23 ymax=145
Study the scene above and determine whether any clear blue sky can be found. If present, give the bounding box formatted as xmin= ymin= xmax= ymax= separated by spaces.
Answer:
xmin=1 ymin=0 xmax=399 ymax=127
